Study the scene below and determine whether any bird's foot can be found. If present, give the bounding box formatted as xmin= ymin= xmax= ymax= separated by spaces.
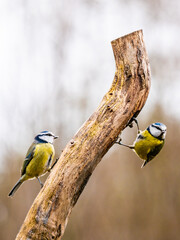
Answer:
xmin=115 ymin=137 xmax=122 ymax=145
xmin=128 ymin=117 xmax=140 ymax=133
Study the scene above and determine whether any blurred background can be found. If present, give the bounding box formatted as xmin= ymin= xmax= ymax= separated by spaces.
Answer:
xmin=0 ymin=0 xmax=180 ymax=239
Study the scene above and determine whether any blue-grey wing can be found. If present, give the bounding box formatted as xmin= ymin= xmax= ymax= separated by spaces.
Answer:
xmin=47 ymin=154 xmax=53 ymax=168
xmin=147 ymin=142 xmax=164 ymax=161
xmin=21 ymin=143 xmax=36 ymax=176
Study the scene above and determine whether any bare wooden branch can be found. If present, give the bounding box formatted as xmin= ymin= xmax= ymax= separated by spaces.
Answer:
xmin=15 ymin=30 xmax=151 ymax=240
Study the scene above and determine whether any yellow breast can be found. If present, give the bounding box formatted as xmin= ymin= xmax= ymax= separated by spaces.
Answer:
xmin=25 ymin=143 xmax=55 ymax=178
xmin=134 ymin=130 xmax=163 ymax=160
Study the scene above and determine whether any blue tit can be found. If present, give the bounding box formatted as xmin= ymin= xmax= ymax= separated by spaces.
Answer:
xmin=116 ymin=120 xmax=167 ymax=168
xmin=8 ymin=131 xmax=58 ymax=197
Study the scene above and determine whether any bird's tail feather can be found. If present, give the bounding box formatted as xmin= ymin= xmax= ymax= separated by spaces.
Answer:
xmin=141 ymin=160 xmax=148 ymax=168
xmin=8 ymin=179 xmax=23 ymax=197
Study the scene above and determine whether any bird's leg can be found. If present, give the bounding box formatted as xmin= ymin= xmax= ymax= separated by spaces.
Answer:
xmin=132 ymin=117 xmax=140 ymax=134
xmin=37 ymin=177 xmax=43 ymax=188
xmin=128 ymin=117 xmax=140 ymax=134
xmin=115 ymin=118 xmax=139 ymax=149
xmin=115 ymin=138 xmax=134 ymax=149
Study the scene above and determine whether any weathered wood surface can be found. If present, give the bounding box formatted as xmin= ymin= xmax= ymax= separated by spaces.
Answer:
xmin=16 ymin=30 xmax=151 ymax=240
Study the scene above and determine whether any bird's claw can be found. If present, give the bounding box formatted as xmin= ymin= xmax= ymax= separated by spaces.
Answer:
xmin=128 ymin=117 xmax=140 ymax=133
xmin=115 ymin=136 xmax=122 ymax=145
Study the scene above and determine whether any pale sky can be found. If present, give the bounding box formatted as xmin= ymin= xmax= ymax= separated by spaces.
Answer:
xmin=0 ymin=0 xmax=179 ymax=161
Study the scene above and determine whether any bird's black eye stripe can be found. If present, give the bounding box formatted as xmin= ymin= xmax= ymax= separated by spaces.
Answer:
xmin=39 ymin=133 xmax=52 ymax=137
xmin=152 ymin=125 xmax=162 ymax=131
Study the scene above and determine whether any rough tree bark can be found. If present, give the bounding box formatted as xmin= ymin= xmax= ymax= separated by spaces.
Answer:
xmin=15 ymin=30 xmax=151 ymax=240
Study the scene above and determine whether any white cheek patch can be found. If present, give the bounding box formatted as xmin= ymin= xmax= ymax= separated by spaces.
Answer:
xmin=150 ymin=125 xmax=162 ymax=138
xmin=39 ymin=135 xmax=54 ymax=144
xmin=161 ymin=131 xmax=166 ymax=139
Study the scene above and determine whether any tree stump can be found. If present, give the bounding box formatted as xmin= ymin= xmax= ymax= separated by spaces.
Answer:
xmin=15 ymin=30 xmax=151 ymax=240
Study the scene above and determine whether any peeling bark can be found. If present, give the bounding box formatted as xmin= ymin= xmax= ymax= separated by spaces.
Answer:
xmin=15 ymin=30 xmax=151 ymax=240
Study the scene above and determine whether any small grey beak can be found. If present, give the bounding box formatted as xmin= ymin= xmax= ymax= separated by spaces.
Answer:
xmin=54 ymin=135 xmax=59 ymax=139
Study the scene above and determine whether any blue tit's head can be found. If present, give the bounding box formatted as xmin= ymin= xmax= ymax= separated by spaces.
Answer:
xmin=34 ymin=131 xmax=58 ymax=144
xmin=147 ymin=123 xmax=167 ymax=140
